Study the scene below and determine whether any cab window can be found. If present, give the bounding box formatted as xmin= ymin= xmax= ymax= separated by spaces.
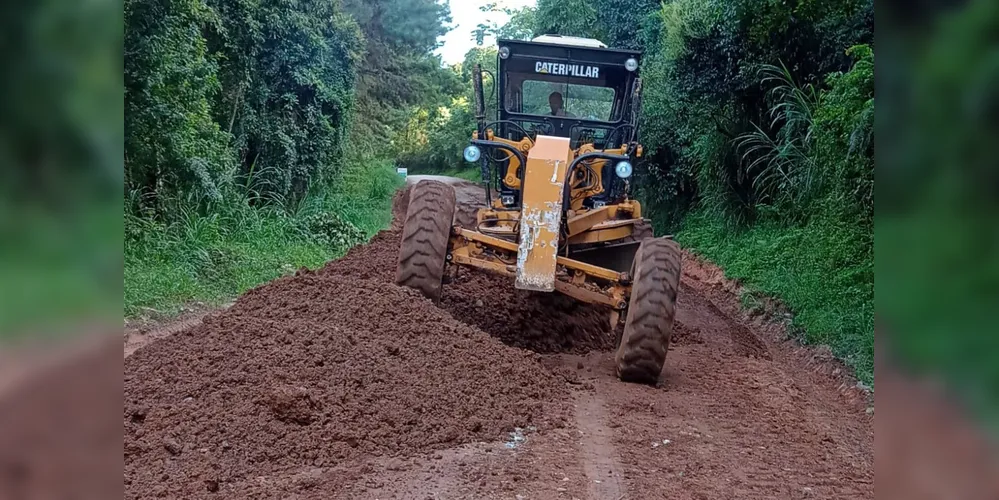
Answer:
xmin=516 ymin=80 xmax=617 ymax=121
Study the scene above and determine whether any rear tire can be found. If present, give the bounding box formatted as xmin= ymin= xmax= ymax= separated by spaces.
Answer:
xmin=615 ymin=238 xmax=682 ymax=384
xmin=626 ymin=219 xmax=654 ymax=242
xmin=395 ymin=180 xmax=456 ymax=303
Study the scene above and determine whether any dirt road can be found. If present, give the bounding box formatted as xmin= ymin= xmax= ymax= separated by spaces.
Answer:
xmin=123 ymin=181 xmax=873 ymax=499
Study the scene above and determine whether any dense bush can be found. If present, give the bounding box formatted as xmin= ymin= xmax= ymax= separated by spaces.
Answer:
xmin=125 ymin=0 xmax=364 ymax=213
xmin=637 ymin=0 xmax=873 ymax=229
xmin=208 ymin=0 xmax=364 ymax=205
xmin=124 ymin=0 xmax=233 ymax=209
xmin=535 ymin=0 xmax=660 ymax=49
xmin=295 ymin=211 xmax=366 ymax=250
xmin=124 ymin=0 xmax=448 ymax=316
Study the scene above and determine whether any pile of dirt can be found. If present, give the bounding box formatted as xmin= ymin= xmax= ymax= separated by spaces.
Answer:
xmin=670 ymin=320 xmax=705 ymax=345
xmin=321 ymin=182 xmax=615 ymax=354
xmin=317 ymin=234 xmax=614 ymax=354
xmin=124 ymin=274 xmax=571 ymax=498
xmin=124 ymin=181 xmax=623 ymax=498
xmin=441 ymin=272 xmax=616 ymax=353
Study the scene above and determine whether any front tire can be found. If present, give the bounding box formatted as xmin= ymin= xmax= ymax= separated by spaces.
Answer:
xmin=395 ymin=180 xmax=456 ymax=303
xmin=615 ymin=238 xmax=682 ymax=384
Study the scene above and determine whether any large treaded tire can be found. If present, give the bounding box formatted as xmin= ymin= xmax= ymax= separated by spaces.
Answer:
xmin=625 ymin=219 xmax=654 ymax=242
xmin=615 ymin=238 xmax=682 ymax=384
xmin=395 ymin=180 xmax=456 ymax=303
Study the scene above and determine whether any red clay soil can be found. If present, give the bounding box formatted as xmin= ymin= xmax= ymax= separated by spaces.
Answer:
xmin=123 ymin=181 xmax=878 ymax=499
xmin=441 ymin=273 xmax=616 ymax=354
xmin=318 ymin=186 xmax=615 ymax=354
xmin=124 ymin=273 xmax=572 ymax=498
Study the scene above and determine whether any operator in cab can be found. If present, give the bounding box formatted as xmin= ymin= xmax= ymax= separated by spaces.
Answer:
xmin=548 ymin=92 xmax=575 ymax=117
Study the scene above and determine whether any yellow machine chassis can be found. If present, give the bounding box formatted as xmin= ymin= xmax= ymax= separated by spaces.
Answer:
xmin=445 ymin=202 xmax=646 ymax=328
xmin=452 ymin=132 xmax=648 ymax=326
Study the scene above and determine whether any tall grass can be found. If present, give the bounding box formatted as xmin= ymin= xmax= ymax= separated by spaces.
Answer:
xmin=734 ymin=63 xmax=822 ymax=219
xmin=678 ymin=209 xmax=874 ymax=386
xmin=124 ymin=160 xmax=402 ymax=317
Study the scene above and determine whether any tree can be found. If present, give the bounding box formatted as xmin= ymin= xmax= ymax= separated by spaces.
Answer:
xmin=342 ymin=0 xmax=458 ymax=158
xmin=534 ymin=0 xmax=602 ymax=40
xmin=125 ymin=0 xmax=365 ymax=212
xmin=124 ymin=0 xmax=232 ymax=208
xmin=472 ymin=4 xmax=537 ymax=45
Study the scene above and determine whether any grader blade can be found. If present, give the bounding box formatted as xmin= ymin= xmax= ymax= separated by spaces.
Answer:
xmin=568 ymin=240 xmax=642 ymax=274
xmin=515 ymin=135 xmax=572 ymax=292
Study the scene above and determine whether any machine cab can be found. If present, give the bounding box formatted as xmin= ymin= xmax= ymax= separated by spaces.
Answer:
xmin=496 ymin=35 xmax=641 ymax=149
xmin=467 ymin=35 xmax=643 ymax=210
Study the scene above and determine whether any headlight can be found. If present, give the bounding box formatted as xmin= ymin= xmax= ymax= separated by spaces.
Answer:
xmin=498 ymin=46 xmax=511 ymax=59
xmin=463 ymin=145 xmax=482 ymax=162
xmin=615 ymin=160 xmax=633 ymax=179
xmin=624 ymin=57 xmax=638 ymax=72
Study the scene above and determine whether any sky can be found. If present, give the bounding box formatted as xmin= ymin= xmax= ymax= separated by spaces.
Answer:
xmin=435 ymin=0 xmax=536 ymax=65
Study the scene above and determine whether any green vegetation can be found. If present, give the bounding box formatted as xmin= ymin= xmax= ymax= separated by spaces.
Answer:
xmin=0 ymin=0 xmax=122 ymax=338
xmin=1 ymin=203 xmax=120 ymax=338
xmin=679 ymin=210 xmax=873 ymax=383
xmin=124 ymin=0 xmax=452 ymax=318
xmin=124 ymin=161 xmax=400 ymax=317
xmin=877 ymin=0 xmax=999 ymax=422
xmin=397 ymin=47 xmax=498 ymax=177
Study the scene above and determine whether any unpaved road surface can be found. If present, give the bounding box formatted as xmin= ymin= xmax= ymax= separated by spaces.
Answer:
xmin=124 ymin=180 xmax=874 ymax=499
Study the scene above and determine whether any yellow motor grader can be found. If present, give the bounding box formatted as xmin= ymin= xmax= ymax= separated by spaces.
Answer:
xmin=396 ymin=35 xmax=682 ymax=384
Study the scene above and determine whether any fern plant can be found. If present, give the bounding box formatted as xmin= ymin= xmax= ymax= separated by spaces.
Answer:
xmin=735 ymin=62 xmax=821 ymax=218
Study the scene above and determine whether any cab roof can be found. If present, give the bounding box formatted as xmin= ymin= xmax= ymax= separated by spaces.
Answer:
xmin=497 ymin=37 xmax=642 ymax=62
xmin=531 ymin=34 xmax=607 ymax=48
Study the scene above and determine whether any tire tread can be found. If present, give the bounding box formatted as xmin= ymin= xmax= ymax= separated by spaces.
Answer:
xmin=395 ymin=181 xmax=456 ymax=302
xmin=615 ymin=238 xmax=683 ymax=384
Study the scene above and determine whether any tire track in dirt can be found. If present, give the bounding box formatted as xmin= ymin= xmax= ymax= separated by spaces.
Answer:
xmin=124 ymin=313 xmax=213 ymax=358
xmin=571 ymin=266 xmax=874 ymax=499
xmin=573 ymin=393 xmax=626 ymax=499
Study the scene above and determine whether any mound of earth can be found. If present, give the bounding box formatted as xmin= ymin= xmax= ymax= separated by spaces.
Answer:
xmin=125 ymin=182 xmax=624 ymax=498
xmin=124 ymin=274 xmax=571 ymax=499
xmin=441 ymin=273 xmax=615 ymax=354
xmin=319 ymin=184 xmax=614 ymax=354
xmin=320 ymin=237 xmax=614 ymax=354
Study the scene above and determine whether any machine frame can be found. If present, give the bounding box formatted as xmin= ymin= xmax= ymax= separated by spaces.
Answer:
xmin=449 ymin=36 xmax=651 ymax=324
